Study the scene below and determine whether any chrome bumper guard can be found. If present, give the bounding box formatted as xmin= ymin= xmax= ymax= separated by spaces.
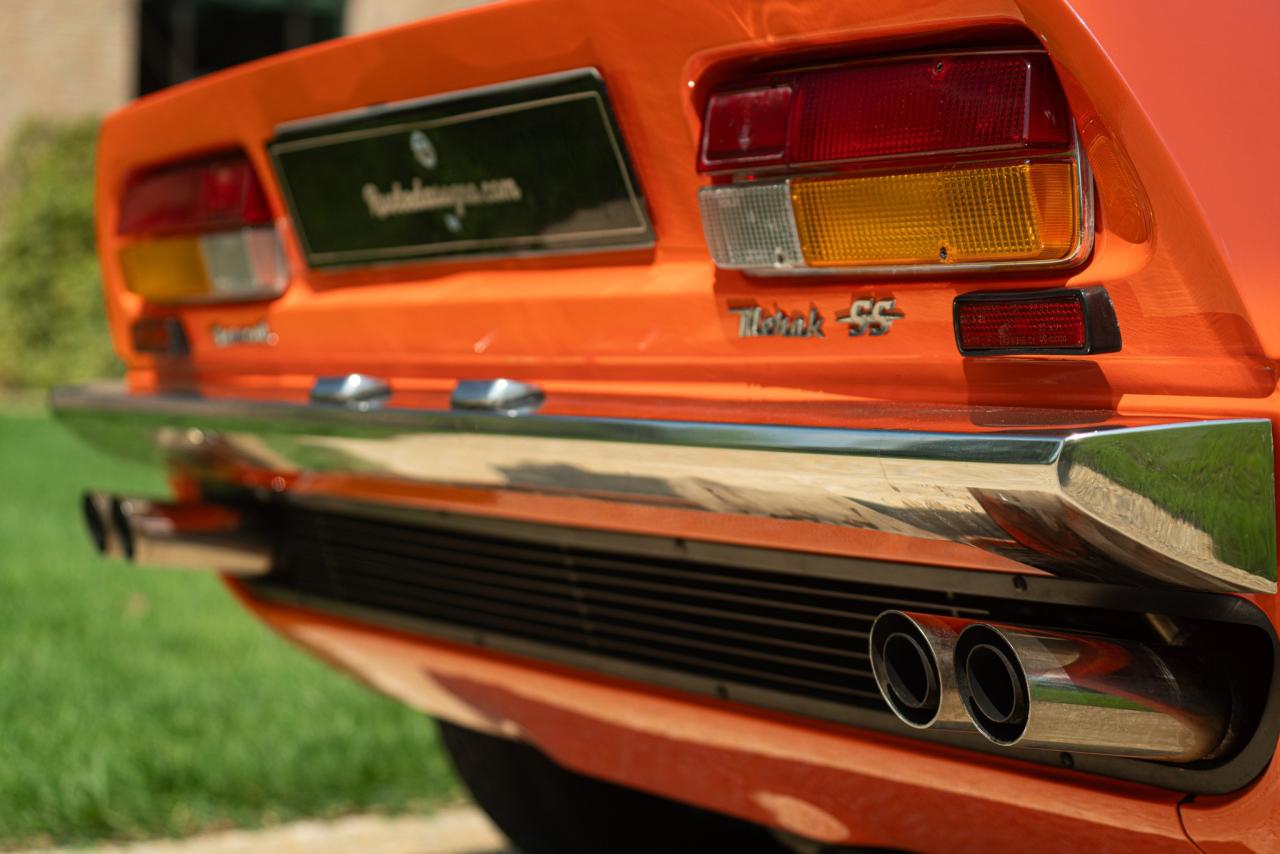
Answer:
xmin=51 ymin=384 xmax=1276 ymax=595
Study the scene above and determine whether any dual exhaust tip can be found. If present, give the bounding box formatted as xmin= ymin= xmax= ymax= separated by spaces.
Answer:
xmin=869 ymin=611 xmax=1028 ymax=741
xmin=957 ymin=630 xmax=1028 ymax=745
xmin=869 ymin=610 xmax=1230 ymax=763
xmin=82 ymin=492 xmax=272 ymax=577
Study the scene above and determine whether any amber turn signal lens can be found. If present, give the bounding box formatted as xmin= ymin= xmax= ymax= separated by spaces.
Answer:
xmin=791 ymin=162 xmax=1081 ymax=268
xmin=119 ymin=237 xmax=210 ymax=302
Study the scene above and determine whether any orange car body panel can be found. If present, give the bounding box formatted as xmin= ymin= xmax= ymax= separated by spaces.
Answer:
xmin=99 ymin=0 xmax=1280 ymax=407
xmin=1183 ymin=772 xmax=1280 ymax=853
xmin=90 ymin=0 xmax=1280 ymax=849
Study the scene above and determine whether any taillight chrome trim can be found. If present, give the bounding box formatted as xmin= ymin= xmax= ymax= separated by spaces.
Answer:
xmin=696 ymin=47 xmax=1095 ymax=276
xmin=114 ymin=148 xmax=292 ymax=304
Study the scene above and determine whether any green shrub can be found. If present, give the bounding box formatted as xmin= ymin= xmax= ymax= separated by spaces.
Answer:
xmin=0 ymin=119 xmax=120 ymax=388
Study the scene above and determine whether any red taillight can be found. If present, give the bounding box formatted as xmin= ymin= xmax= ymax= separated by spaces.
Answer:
xmin=698 ymin=53 xmax=1070 ymax=174
xmin=954 ymin=288 xmax=1121 ymax=355
xmin=789 ymin=54 xmax=1068 ymax=165
xmin=118 ymin=154 xmax=271 ymax=236
xmin=699 ymin=85 xmax=793 ymax=171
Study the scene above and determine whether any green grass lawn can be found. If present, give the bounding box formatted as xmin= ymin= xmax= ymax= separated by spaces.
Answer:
xmin=0 ymin=407 xmax=459 ymax=847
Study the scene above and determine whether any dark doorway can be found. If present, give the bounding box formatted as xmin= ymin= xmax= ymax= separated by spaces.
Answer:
xmin=137 ymin=0 xmax=344 ymax=96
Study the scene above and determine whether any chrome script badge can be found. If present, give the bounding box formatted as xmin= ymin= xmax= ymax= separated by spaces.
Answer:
xmin=729 ymin=305 xmax=824 ymax=338
xmin=728 ymin=298 xmax=902 ymax=339
xmin=836 ymin=297 xmax=903 ymax=336
xmin=211 ymin=321 xmax=278 ymax=348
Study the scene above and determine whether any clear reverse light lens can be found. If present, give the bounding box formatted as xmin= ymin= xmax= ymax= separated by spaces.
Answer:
xmin=698 ymin=182 xmax=804 ymax=269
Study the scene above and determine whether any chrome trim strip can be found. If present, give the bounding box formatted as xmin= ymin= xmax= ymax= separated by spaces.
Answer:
xmin=278 ymin=91 xmax=651 ymax=265
xmin=273 ymin=68 xmax=609 ymax=139
xmin=50 ymin=384 xmax=1276 ymax=594
xmin=269 ymin=67 xmax=655 ymax=270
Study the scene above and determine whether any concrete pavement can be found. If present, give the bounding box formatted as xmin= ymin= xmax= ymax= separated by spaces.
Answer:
xmin=23 ymin=806 xmax=513 ymax=854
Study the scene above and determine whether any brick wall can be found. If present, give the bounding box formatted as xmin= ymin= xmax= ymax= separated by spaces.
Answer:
xmin=344 ymin=0 xmax=493 ymax=35
xmin=0 ymin=0 xmax=136 ymax=146
xmin=0 ymin=0 xmax=497 ymax=148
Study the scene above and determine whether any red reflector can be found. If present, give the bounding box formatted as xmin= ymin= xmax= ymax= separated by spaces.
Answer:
xmin=958 ymin=298 xmax=1084 ymax=350
xmin=698 ymin=52 xmax=1070 ymax=173
xmin=118 ymin=154 xmax=271 ymax=236
xmin=699 ymin=85 xmax=793 ymax=171
xmin=955 ymin=288 xmax=1121 ymax=355
xmin=129 ymin=317 xmax=189 ymax=356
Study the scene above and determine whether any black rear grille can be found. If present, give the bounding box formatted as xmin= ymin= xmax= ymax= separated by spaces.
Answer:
xmin=244 ymin=502 xmax=1279 ymax=795
xmin=260 ymin=506 xmax=995 ymax=712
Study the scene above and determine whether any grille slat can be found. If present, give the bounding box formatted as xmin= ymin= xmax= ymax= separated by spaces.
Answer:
xmin=269 ymin=507 xmax=991 ymax=712
xmin=319 ymin=561 xmax=876 ymax=681
xmin=308 ymin=514 xmax=980 ymax=614
xmin=295 ymin=540 xmax=880 ymax=647
xmin=297 ymin=568 xmax=884 ymax=700
xmin=303 ymin=541 xmax=883 ymax=641
xmin=293 ymin=547 xmax=870 ymax=665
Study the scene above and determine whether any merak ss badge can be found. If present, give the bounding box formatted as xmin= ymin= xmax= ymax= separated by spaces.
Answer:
xmin=730 ymin=305 xmax=825 ymax=338
xmin=730 ymin=298 xmax=902 ymax=339
xmin=836 ymin=297 xmax=903 ymax=336
xmin=210 ymin=320 xmax=278 ymax=348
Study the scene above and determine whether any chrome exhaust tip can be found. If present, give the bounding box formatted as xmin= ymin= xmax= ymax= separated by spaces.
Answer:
xmin=869 ymin=611 xmax=972 ymax=731
xmin=955 ymin=622 xmax=1230 ymax=762
xmin=109 ymin=496 xmax=139 ymax=561
xmin=880 ymin=631 xmax=937 ymax=719
xmin=81 ymin=494 xmax=273 ymax=577
xmin=81 ymin=491 xmax=124 ymax=559
xmin=953 ymin=627 xmax=1029 ymax=745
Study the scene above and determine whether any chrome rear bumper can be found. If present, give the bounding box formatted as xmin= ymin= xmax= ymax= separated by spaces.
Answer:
xmin=51 ymin=383 xmax=1276 ymax=594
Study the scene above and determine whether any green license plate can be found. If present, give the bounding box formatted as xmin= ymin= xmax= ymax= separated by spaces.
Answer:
xmin=270 ymin=69 xmax=653 ymax=268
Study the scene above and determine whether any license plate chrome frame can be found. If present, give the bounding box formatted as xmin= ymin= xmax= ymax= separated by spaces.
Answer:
xmin=270 ymin=69 xmax=654 ymax=269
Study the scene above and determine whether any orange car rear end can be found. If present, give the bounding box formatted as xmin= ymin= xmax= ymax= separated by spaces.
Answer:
xmin=53 ymin=1 xmax=1280 ymax=850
